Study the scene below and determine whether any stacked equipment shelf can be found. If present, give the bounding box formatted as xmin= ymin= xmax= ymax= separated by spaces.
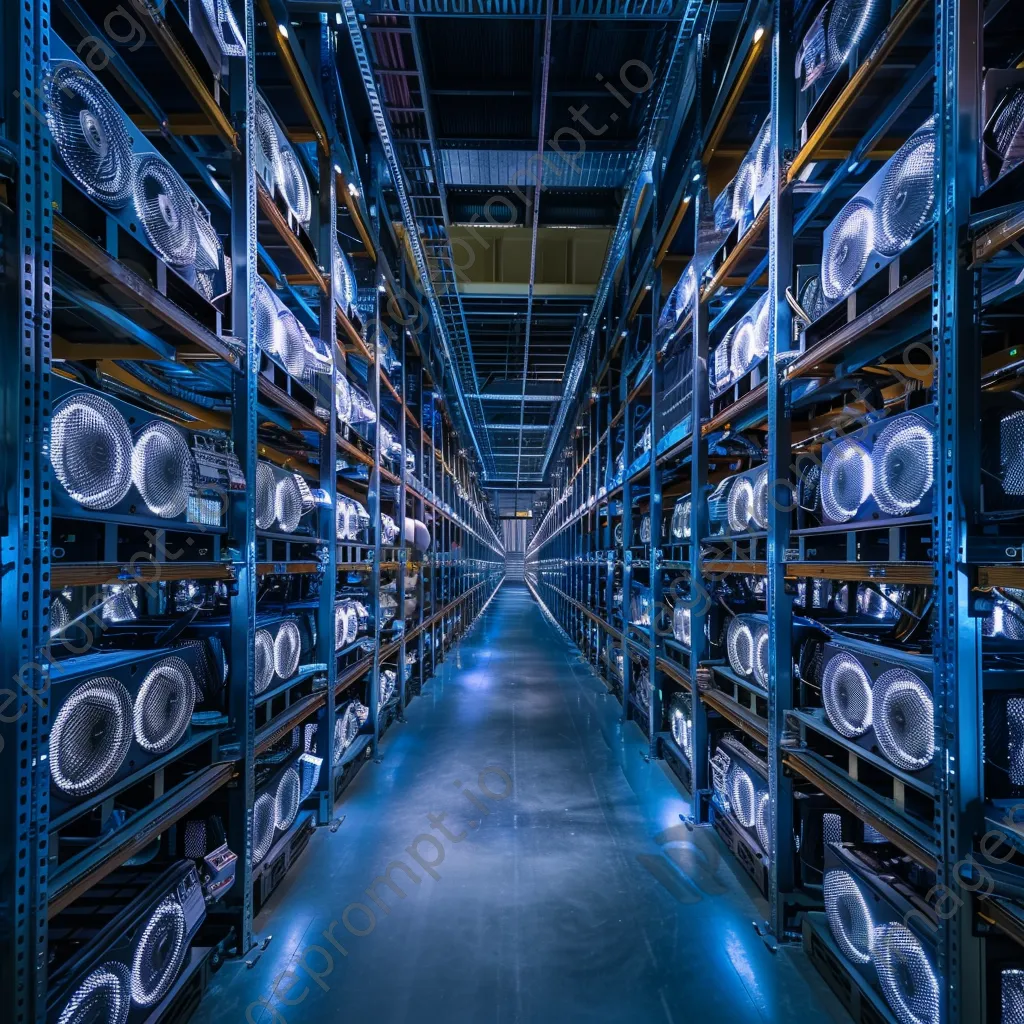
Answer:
xmin=0 ymin=2 xmax=503 ymax=1022
xmin=527 ymin=1 xmax=1024 ymax=1022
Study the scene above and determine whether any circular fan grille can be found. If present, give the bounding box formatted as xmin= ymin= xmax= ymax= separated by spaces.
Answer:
xmin=1002 ymin=969 xmax=1024 ymax=1024
xmin=278 ymin=148 xmax=312 ymax=225
xmin=133 ymin=656 xmax=196 ymax=753
xmin=274 ymin=620 xmax=301 ymax=679
xmin=335 ymin=374 xmax=353 ymax=424
xmin=755 ymin=791 xmax=771 ymax=854
xmin=821 ymin=438 xmax=872 ymax=523
xmin=874 ymin=923 xmax=939 ymax=1024
xmin=673 ymin=604 xmax=691 ymax=646
xmin=752 ymin=118 xmax=772 ymax=198
xmin=729 ymin=318 xmax=759 ymax=380
xmin=826 ymin=0 xmax=882 ymax=71
xmin=51 ymin=596 xmax=71 ymax=638
xmin=131 ymin=895 xmax=186 ymax=1006
xmin=752 ymin=625 xmax=770 ymax=690
xmin=876 ymin=124 xmax=936 ymax=257
xmin=752 ymin=468 xmax=769 ymax=530
xmin=379 ymin=669 xmax=397 ymax=710
xmin=670 ymin=705 xmax=692 ymax=763
xmin=57 ymin=962 xmax=131 ymax=1024
xmin=728 ymin=766 xmax=756 ymax=828
xmin=727 ymin=618 xmax=754 ymax=677
xmin=132 ymin=421 xmax=194 ymax=518
xmin=252 ymin=792 xmax=276 ymax=864
xmin=275 ymin=309 xmax=309 ymax=379
xmin=254 ymin=96 xmax=283 ymax=187
xmin=872 ymin=415 xmax=934 ymax=515
xmin=253 ymin=279 xmax=286 ymax=358
xmin=253 ymin=629 xmax=274 ymax=695
xmin=133 ymin=156 xmax=198 ymax=267
xmin=823 ymin=870 xmax=874 ymax=964
xmin=335 ymin=703 xmax=360 ymax=764
xmin=52 ymin=393 xmax=134 ymax=510
xmin=335 ymin=498 xmax=350 ymax=541
xmin=731 ymin=159 xmax=756 ymax=223
xmin=51 ymin=677 xmax=133 ymax=796
xmin=985 ymin=593 xmax=1024 ymax=640
xmin=335 ymin=603 xmax=352 ymax=650
xmin=47 ymin=62 xmax=134 ymax=208
xmin=727 ymin=477 xmax=755 ymax=534
xmin=275 ymin=766 xmax=301 ymax=831
xmin=822 ymin=652 xmax=873 ymax=737
xmin=874 ymin=668 xmax=934 ymax=771
xmin=640 ymin=514 xmax=651 ymax=544
xmin=255 ymin=462 xmax=276 ymax=530
xmin=988 ymin=88 xmax=1024 ymax=181
xmin=821 ymin=198 xmax=874 ymax=301
xmin=671 ymin=497 xmax=691 ymax=540
xmin=275 ymin=476 xmax=304 ymax=534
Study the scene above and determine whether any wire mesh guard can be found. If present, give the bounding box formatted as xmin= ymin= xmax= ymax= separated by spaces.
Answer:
xmin=130 ymin=896 xmax=186 ymax=1007
xmin=755 ymin=791 xmax=771 ymax=856
xmin=670 ymin=497 xmax=691 ymax=540
xmin=821 ymin=438 xmax=873 ymax=522
xmin=133 ymin=155 xmax=199 ymax=268
xmin=132 ymin=421 xmax=196 ymax=519
xmin=823 ymin=869 xmax=874 ymax=964
xmin=672 ymin=603 xmax=691 ymax=646
xmin=334 ymin=700 xmax=368 ymax=764
xmin=821 ymin=651 xmax=873 ymax=737
xmin=984 ymin=86 xmax=1024 ymax=183
xmin=46 ymin=61 xmax=134 ymax=208
xmin=873 ymin=922 xmax=939 ymax=1024
xmin=57 ymin=962 xmax=131 ymax=1024
xmin=253 ymin=629 xmax=275 ymax=695
xmin=826 ymin=0 xmax=884 ymax=72
xmin=669 ymin=694 xmax=692 ymax=764
xmin=872 ymin=668 xmax=935 ymax=772
xmin=252 ymin=792 xmax=276 ymax=865
xmin=133 ymin=657 xmax=196 ymax=754
xmin=378 ymin=669 xmax=398 ymax=713
xmin=273 ymin=620 xmax=302 ymax=680
xmin=51 ymin=677 xmax=133 ymax=796
xmin=274 ymin=766 xmax=301 ymax=832
xmin=1002 ymin=969 xmax=1024 ymax=1024
xmin=1001 ymin=411 xmax=1024 ymax=497
xmin=726 ymin=617 xmax=754 ymax=677
xmin=727 ymin=764 xmax=756 ymax=829
xmin=821 ymin=198 xmax=874 ymax=302
xmin=52 ymin=394 xmax=134 ymax=510
xmin=752 ymin=623 xmax=770 ymax=689
xmin=875 ymin=121 xmax=935 ymax=258
xmin=871 ymin=414 xmax=934 ymax=515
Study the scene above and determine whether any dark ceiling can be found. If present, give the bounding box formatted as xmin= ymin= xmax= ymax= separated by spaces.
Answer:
xmin=362 ymin=6 xmax=676 ymax=484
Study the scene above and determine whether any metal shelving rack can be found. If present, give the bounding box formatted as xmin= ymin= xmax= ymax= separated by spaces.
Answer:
xmin=0 ymin=2 xmax=503 ymax=1021
xmin=527 ymin=2 xmax=1024 ymax=1021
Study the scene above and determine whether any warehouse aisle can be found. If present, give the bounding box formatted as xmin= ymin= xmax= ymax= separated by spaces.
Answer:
xmin=199 ymin=584 xmax=844 ymax=1024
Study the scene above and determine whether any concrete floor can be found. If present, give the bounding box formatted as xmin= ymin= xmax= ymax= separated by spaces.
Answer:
xmin=196 ymin=583 xmax=846 ymax=1024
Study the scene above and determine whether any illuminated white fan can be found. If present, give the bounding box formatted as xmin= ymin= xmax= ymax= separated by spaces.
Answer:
xmin=821 ymin=650 xmax=873 ymax=737
xmin=278 ymin=148 xmax=312 ymax=226
xmin=132 ymin=421 xmax=195 ymax=518
xmin=253 ymin=629 xmax=274 ymax=695
xmin=752 ymin=623 xmax=770 ymax=689
xmin=253 ymin=277 xmax=287 ymax=359
xmin=275 ymin=307 xmax=310 ymax=379
xmin=131 ymin=896 xmax=186 ymax=1006
xmin=50 ymin=677 xmax=133 ymax=796
xmin=872 ymin=668 xmax=934 ymax=771
xmin=875 ymin=121 xmax=935 ymax=257
xmin=335 ymin=374 xmax=354 ymax=424
xmin=56 ymin=964 xmax=131 ymax=1024
xmin=824 ymin=869 xmax=874 ymax=964
xmin=729 ymin=316 xmax=760 ymax=380
xmin=133 ymin=155 xmax=199 ymax=267
xmin=52 ymin=393 xmax=134 ymax=510
xmin=727 ymin=765 xmax=756 ymax=828
xmin=194 ymin=216 xmax=226 ymax=300
xmin=670 ymin=497 xmax=691 ymax=540
xmin=46 ymin=61 xmax=134 ymax=207
xmin=727 ymin=475 xmax=756 ymax=533
xmin=726 ymin=617 xmax=754 ymax=677
xmin=873 ymin=923 xmax=939 ymax=1024
xmin=821 ymin=437 xmax=873 ymax=522
xmin=255 ymin=462 xmax=276 ymax=530
xmin=254 ymin=95 xmax=283 ymax=190
xmin=133 ymin=656 xmax=196 ymax=754
xmin=826 ymin=0 xmax=885 ymax=72
xmin=669 ymin=693 xmax=692 ymax=764
xmin=672 ymin=603 xmax=691 ymax=646
xmin=275 ymin=474 xmax=314 ymax=533
xmin=334 ymin=702 xmax=361 ymax=763
xmin=755 ymin=791 xmax=771 ymax=855
xmin=274 ymin=621 xmax=302 ymax=679
xmin=871 ymin=414 xmax=934 ymax=515
xmin=274 ymin=766 xmax=301 ymax=831
xmin=252 ymin=792 xmax=275 ymax=864
xmin=821 ymin=198 xmax=874 ymax=301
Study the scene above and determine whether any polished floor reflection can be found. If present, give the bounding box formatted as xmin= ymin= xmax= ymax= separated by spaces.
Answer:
xmin=195 ymin=583 xmax=845 ymax=1024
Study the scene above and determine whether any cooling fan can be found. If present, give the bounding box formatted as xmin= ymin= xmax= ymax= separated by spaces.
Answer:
xmin=672 ymin=602 xmax=691 ymax=646
xmin=816 ymin=637 xmax=934 ymax=776
xmin=333 ymin=238 xmax=360 ymax=316
xmin=797 ymin=0 xmax=886 ymax=92
xmin=133 ymin=155 xmax=199 ymax=268
xmin=192 ymin=0 xmax=246 ymax=59
xmin=48 ymin=644 xmax=216 ymax=813
xmin=670 ymin=497 xmax=691 ymax=540
xmin=253 ymin=93 xmax=311 ymax=227
xmin=819 ymin=410 xmax=935 ymax=525
xmin=252 ymin=752 xmax=322 ymax=867
xmin=713 ymin=292 xmax=769 ymax=394
xmin=983 ymin=80 xmax=1024 ymax=184
xmin=253 ymin=461 xmax=316 ymax=534
xmin=46 ymin=861 xmax=205 ymax=1024
xmin=707 ymin=465 xmax=769 ymax=536
xmin=668 ymin=692 xmax=693 ymax=766
xmin=823 ymin=843 xmax=939 ymax=1024
xmin=820 ymin=117 xmax=936 ymax=305
xmin=46 ymin=60 xmax=134 ymax=207
xmin=334 ymin=700 xmax=369 ymax=764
